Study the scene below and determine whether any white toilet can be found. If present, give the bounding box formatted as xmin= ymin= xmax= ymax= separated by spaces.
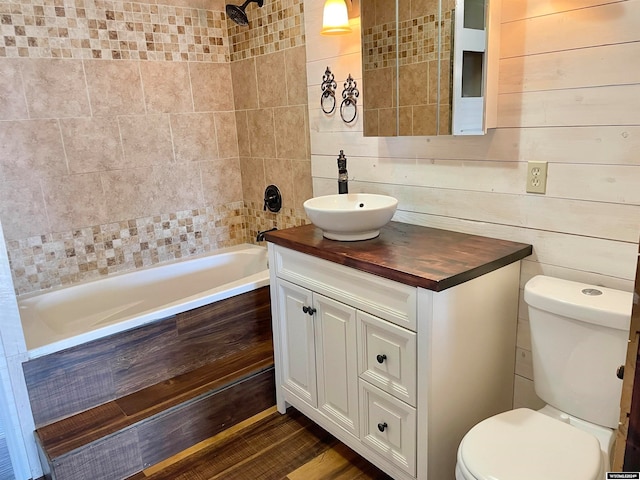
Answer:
xmin=455 ymin=275 xmax=634 ymax=480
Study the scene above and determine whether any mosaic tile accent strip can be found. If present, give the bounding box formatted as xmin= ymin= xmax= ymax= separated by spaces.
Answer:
xmin=245 ymin=201 xmax=308 ymax=243
xmin=227 ymin=0 xmax=305 ymax=62
xmin=8 ymin=202 xmax=246 ymax=295
xmin=8 ymin=201 xmax=309 ymax=296
xmin=0 ymin=0 xmax=229 ymax=62
xmin=362 ymin=14 xmax=452 ymax=71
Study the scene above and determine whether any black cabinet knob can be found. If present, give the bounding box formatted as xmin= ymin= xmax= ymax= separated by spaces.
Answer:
xmin=376 ymin=354 xmax=387 ymax=364
xmin=617 ymin=365 xmax=625 ymax=380
xmin=377 ymin=422 xmax=387 ymax=432
xmin=302 ymin=305 xmax=316 ymax=316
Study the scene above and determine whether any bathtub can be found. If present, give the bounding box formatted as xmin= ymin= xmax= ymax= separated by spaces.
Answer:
xmin=18 ymin=244 xmax=270 ymax=358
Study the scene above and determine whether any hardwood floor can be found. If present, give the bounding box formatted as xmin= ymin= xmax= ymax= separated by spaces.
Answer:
xmin=128 ymin=407 xmax=392 ymax=480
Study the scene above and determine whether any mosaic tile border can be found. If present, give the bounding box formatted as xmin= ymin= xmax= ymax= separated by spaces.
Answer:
xmin=7 ymin=201 xmax=309 ymax=296
xmin=363 ymin=14 xmax=452 ymax=71
xmin=227 ymin=0 xmax=305 ymax=62
xmin=0 ymin=0 xmax=229 ymax=62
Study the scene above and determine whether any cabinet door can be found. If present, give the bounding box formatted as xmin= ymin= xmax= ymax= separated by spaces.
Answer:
xmin=276 ymin=279 xmax=317 ymax=407
xmin=314 ymin=294 xmax=359 ymax=437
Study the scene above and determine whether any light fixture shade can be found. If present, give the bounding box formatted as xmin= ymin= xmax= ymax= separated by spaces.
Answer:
xmin=321 ymin=0 xmax=352 ymax=35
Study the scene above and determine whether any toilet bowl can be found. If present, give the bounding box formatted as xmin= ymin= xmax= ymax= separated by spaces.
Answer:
xmin=455 ymin=275 xmax=633 ymax=480
xmin=455 ymin=407 xmax=609 ymax=480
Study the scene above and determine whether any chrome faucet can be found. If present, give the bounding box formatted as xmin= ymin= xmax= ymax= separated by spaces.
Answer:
xmin=337 ymin=150 xmax=348 ymax=194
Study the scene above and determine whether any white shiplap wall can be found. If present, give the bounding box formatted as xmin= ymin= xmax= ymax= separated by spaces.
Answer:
xmin=304 ymin=0 xmax=640 ymax=408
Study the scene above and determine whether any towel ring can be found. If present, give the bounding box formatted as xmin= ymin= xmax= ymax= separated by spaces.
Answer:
xmin=340 ymin=74 xmax=359 ymax=124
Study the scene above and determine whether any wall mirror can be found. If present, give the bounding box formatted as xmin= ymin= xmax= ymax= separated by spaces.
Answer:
xmin=361 ymin=0 xmax=498 ymax=137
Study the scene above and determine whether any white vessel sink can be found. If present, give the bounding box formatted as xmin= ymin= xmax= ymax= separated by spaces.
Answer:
xmin=303 ymin=193 xmax=398 ymax=241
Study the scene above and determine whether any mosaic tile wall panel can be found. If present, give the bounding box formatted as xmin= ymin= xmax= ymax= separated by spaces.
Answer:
xmin=0 ymin=0 xmax=228 ymax=62
xmin=227 ymin=0 xmax=305 ymax=61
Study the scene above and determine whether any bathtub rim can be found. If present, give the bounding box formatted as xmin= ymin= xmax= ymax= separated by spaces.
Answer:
xmin=19 ymin=243 xmax=269 ymax=359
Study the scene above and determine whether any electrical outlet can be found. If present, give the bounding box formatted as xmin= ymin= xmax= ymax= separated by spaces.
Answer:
xmin=526 ymin=161 xmax=548 ymax=194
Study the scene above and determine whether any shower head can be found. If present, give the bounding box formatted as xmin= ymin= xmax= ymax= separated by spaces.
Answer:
xmin=225 ymin=0 xmax=264 ymax=26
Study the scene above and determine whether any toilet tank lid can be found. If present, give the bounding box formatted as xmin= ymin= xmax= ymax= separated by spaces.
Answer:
xmin=524 ymin=275 xmax=633 ymax=331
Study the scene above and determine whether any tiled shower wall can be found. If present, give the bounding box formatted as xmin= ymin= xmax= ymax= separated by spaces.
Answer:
xmin=228 ymin=0 xmax=312 ymax=237
xmin=0 ymin=0 xmax=311 ymax=295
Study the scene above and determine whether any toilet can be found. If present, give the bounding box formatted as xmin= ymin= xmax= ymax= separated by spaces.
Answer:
xmin=455 ymin=275 xmax=633 ymax=480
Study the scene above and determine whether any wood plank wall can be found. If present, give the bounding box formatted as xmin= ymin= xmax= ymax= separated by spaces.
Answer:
xmin=303 ymin=0 xmax=640 ymax=408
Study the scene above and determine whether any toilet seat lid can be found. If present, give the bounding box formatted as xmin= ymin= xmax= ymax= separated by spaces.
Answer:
xmin=460 ymin=408 xmax=602 ymax=480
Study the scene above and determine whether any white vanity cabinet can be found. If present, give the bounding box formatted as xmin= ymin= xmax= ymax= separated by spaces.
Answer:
xmin=267 ymin=227 xmax=529 ymax=480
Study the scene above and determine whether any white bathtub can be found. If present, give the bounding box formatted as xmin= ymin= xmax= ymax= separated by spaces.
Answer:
xmin=18 ymin=244 xmax=270 ymax=358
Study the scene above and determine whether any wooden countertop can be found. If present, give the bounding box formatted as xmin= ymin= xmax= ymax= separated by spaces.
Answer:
xmin=265 ymin=222 xmax=532 ymax=292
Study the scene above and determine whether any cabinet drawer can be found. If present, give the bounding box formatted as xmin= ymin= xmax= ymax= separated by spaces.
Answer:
xmin=273 ymin=245 xmax=417 ymax=331
xmin=358 ymin=311 xmax=416 ymax=406
xmin=360 ymin=380 xmax=416 ymax=476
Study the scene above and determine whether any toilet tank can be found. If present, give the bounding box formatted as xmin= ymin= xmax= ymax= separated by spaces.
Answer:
xmin=524 ymin=275 xmax=633 ymax=429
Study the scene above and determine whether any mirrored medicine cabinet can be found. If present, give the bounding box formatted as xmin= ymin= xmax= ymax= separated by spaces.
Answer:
xmin=361 ymin=0 xmax=500 ymax=137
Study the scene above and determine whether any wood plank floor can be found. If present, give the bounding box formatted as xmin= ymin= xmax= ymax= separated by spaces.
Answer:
xmin=127 ymin=407 xmax=393 ymax=480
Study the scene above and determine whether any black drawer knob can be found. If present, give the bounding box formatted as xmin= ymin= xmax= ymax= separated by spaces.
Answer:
xmin=377 ymin=422 xmax=387 ymax=432
xmin=302 ymin=305 xmax=316 ymax=316
xmin=376 ymin=354 xmax=387 ymax=364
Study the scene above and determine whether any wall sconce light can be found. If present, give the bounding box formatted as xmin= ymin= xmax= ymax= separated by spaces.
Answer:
xmin=321 ymin=0 xmax=359 ymax=35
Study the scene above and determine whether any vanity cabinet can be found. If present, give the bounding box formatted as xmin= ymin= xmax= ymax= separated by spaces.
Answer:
xmin=276 ymin=278 xmax=359 ymax=436
xmin=266 ymin=222 xmax=532 ymax=480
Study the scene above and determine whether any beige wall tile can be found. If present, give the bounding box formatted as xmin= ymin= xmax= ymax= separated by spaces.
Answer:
xmin=363 ymin=67 xmax=394 ymax=109
xmin=102 ymin=167 xmax=157 ymax=220
xmin=399 ymin=106 xmax=412 ymax=135
xmin=20 ymin=59 xmax=91 ymax=118
xmin=230 ymin=58 xmax=258 ymax=110
xmin=42 ymin=173 xmax=109 ymax=231
xmin=264 ymin=158 xmax=293 ymax=209
xmin=0 ymin=59 xmax=28 ymax=120
xmin=375 ymin=0 xmax=397 ymax=25
xmin=363 ymin=109 xmax=379 ymax=136
xmin=399 ymin=62 xmax=429 ymax=106
xmin=380 ymin=107 xmax=399 ymax=136
xmin=239 ymin=156 xmax=265 ymax=205
xmin=234 ymin=111 xmax=251 ymax=157
xmin=247 ymin=108 xmax=276 ymax=158
xmin=412 ymin=104 xmax=437 ymax=135
xmin=411 ymin=0 xmax=439 ymax=18
xmin=439 ymin=59 xmax=450 ymax=104
xmin=285 ymin=46 xmax=308 ymax=107
xmin=274 ymin=105 xmax=308 ymax=160
xmin=0 ymin=180 xmax=49 ymax=240
xmin=84 ymin=60 xmax=145 ymax=116
xmin=139 ymin=61 xmax=193 ymax=113
xmin=256 ymin=51 xmax=287 ymax=108
xmin=152 ymin=163 xmax=204 ymax=213
xmin=201 ymin=158 xmax=243 ymax=205
xmin=60 ymin=117 xmax=125 ymax=174
xmin=171 ymin=113 xmax=218 ymax=162
xmin=0 ymin=119 xmax=67 ymax=182
xmin=190 ymin=62 xmax=234 ymax=112
xmin=291 ymin=159 xmax=313 ymax=212
xmin=118 ymin=115 xmax=175 ymax=166
xmin=105 ymin=163 xmax=204 ymax=222
xmin=214 ymin=112 xmax=239 ymax=159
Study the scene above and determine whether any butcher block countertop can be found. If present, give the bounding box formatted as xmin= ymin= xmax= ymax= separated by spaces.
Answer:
xmin=264 ymin=222 xmax=532 ymax=292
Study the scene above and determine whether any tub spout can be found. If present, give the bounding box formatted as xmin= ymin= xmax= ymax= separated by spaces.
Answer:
xmin=256 ymin=227 xmax=277 ymax=242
